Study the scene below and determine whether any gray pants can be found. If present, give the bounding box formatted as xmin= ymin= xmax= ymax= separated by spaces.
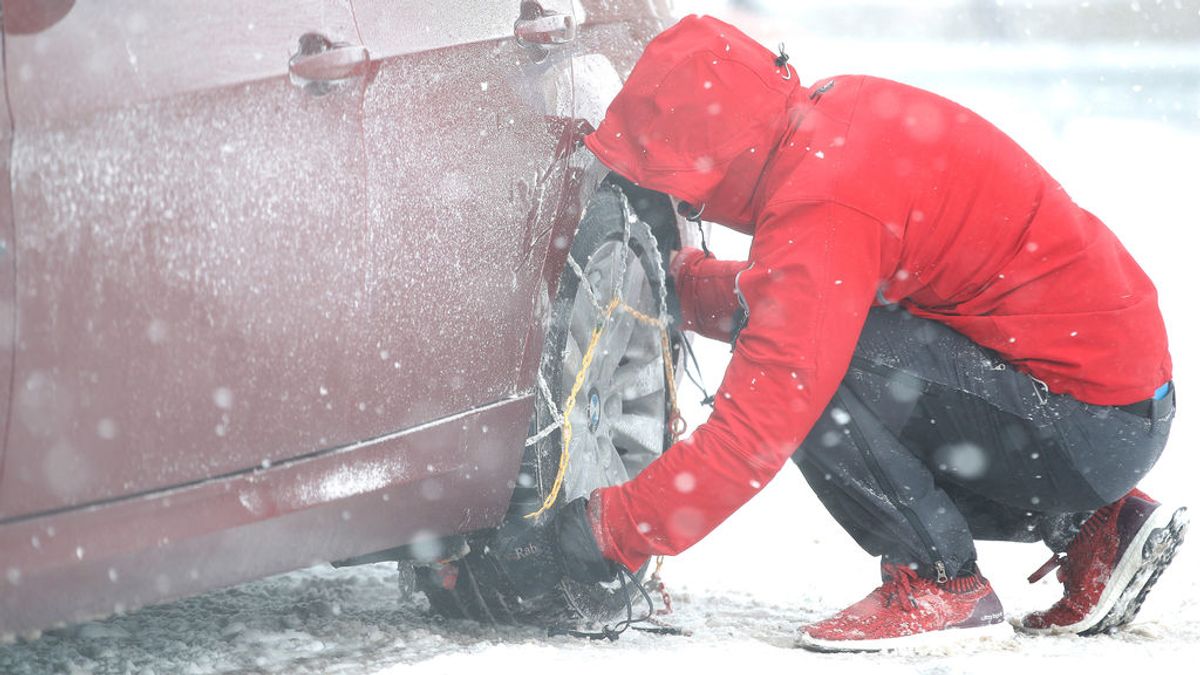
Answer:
xmin=792 ymin=306 xmax=1174 ymax=580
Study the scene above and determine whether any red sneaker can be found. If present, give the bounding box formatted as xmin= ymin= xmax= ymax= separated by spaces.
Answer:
xmin=1019 ymin=489 xmax=1189 ymax=635
xmin=796 ymin=563 xmax=1007 ymax=652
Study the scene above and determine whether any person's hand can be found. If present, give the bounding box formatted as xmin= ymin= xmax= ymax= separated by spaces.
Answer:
xmin=489 ymin=497 xmax=617 ymax=598
xmin=489 ymin=516 xmax=564 ymax=598
xmin=555 ymin=497 xmax=619 ymax=583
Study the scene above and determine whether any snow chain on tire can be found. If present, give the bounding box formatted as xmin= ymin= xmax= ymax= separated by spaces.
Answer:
xmin=415 ymin=183 xmax=684 ymax=630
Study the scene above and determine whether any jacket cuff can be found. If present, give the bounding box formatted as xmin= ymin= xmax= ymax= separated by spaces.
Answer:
xmin=671 ymin=250 xmax=746 ymax=342
xmin=669 ymin=246 xmax=708 ymax=281
xmin=668 ymin=247 xmax=708 ymax=333
xmin=587 ymin=488 xmax=650 ymax=572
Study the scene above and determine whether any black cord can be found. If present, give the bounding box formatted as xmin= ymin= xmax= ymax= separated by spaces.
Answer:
xmin=620 ymin=568 xmax=686 ymax=636
xmin=676 ymin=329 xmax=715 ymax=407
xmin=695 ymin=220 xmax=712 ymax=258
xmin=677 ymin=201 xmax=712 ymax=258
xmin=549 ymin=567 xmax=680 ymax=641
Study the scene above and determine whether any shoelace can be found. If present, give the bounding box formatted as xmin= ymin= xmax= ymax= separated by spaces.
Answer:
xmin=1027 ymin=502 xmax=1115 ymax=584
xmin=877 ymin=565 xmax=920 ymax=612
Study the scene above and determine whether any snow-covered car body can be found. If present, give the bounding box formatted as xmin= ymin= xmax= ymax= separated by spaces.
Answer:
xmin=0 ymin=0 xmax=679 ymax=637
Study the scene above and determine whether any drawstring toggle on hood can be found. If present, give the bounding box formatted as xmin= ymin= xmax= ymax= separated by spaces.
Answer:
xmin=677 ymin=201 xmax=712 ymax=257
xmin=776 ymin=43 xmax=792 ymax=80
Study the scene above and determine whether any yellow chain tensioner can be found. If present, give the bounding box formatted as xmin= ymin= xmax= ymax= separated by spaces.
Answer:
xmin=525 ymin=296 xmax=685 ymax=520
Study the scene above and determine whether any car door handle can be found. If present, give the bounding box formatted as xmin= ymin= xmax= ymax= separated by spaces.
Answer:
xmin=288 ymin=36 xmax=369 ymax=83
xmin=514 ymin=13 xmax=576 ymax=46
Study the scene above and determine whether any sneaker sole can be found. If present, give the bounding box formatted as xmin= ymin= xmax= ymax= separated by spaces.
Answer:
xmin=795 ymin=621 xmax=1011 ymax=653
xmin=1018 ymin=505 xmax=1188 ymax=636
xmin=1083 ymin=505 xmax=1189 ymax=635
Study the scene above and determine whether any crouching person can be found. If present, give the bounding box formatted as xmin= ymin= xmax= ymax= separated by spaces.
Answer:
xmin=493 ymin=15 xmax=1186 ymax=651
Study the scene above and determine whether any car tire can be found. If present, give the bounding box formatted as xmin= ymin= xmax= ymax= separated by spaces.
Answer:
xmin=415 ymin=180 xmax=677 ymax=627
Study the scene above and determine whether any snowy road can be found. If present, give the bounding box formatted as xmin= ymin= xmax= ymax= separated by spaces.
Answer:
xmin=4 ymin=3 xmax=1200 ymax=673
xmin=2 ymin=475 xmax=1196 ymax=675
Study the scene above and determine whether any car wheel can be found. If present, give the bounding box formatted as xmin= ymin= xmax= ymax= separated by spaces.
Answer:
xmin=415 ymin=181 xmax=676 ymax=626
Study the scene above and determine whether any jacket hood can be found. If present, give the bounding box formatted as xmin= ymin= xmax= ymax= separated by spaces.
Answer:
xmin=583 ymin=15 xmax=802 ymax=229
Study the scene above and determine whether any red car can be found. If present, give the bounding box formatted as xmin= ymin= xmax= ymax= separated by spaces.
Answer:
xmin=0 ymin=0 xmax=687 ymax=637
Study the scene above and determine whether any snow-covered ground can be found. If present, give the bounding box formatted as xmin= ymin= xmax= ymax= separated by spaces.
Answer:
xmin=3 ymin=2 xmax=1198 ymax=673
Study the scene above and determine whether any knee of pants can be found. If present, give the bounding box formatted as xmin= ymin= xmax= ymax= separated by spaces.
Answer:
xmin=792 ymin=442 xmax=845 ymax=482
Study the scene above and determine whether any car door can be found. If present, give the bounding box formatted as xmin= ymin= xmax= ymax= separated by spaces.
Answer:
xmin=348 ymin=0 xmax=579 ymax=429
xmin=0 ymin=0 xmax=371 ymax=519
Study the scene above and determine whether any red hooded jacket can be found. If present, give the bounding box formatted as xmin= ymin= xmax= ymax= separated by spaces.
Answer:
xmin=581 ymin=15 xmax=1171 ymax=572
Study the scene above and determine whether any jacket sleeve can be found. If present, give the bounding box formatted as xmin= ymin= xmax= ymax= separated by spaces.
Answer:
xmin=670 ymin=247 xmax=747 ymax=343
xmin=591 ymin=201 xmax=883 ymax=571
